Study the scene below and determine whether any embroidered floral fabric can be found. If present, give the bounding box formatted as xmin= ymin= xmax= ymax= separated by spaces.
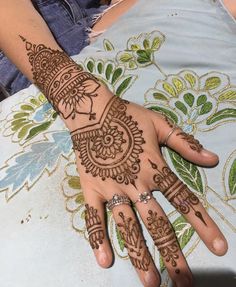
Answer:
xmin=0 ymin=0 xmax=235 ymax=286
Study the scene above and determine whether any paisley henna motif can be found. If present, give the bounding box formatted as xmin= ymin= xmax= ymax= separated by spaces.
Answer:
xmin=117 ymin=212 xmax=151 ymax=271
xmin=149 ymin=160 xmax=207 ymax=225
xmin=71 ymin=97 xmax=145 ymax=186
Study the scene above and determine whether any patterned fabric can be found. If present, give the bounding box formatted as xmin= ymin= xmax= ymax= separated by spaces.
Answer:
xmin=0 ymin=0 xmax=235 ymax=286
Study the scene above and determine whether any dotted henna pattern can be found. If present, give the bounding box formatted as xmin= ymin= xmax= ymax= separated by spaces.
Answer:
xmin=117 ymin=212 xmax=151 ymax=271
xmin=149 ymin=160 xmax=207 ymax=225
xmin=71 ymin=96 xmax=145 ymax=186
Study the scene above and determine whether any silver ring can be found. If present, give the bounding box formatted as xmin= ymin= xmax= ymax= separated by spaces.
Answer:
xmin=164 ymin=126 xmax=177 ymax=145
xmin=134 ymin=192 xmax=153 ymax=204
xmin=107 ymin=194 xmax=131 ymax=210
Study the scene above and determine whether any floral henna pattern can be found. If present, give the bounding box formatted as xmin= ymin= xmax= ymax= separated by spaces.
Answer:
xmin=20 ymin=36 xmax=100 ymax=120
xmin=149 ymin=160 xmax=207 ymax=225
xmin=85 ymin=204 xmax=104 ymax=249
xmin=117 ymin=212 xmax=151 ymax=271
xmin=176 ymin=132 xmax=203 ymax=152
xmin=147 ymin=210 xmax=180 ymax=274
xmin=71 ymin=96 xmax=145 ymax=186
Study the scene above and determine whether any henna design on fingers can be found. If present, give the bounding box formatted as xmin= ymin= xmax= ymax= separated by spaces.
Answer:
xmin=117 ymin=212 xmax=151 ymax=271
xmin=20 ymin=36 xmax=100 ymax=120
xmin=176 ymin=132 xmax=203 ymax=152
xmin=71 ymin=96 xmax=145 ymax=185
xmin=85 ymin=204 xmax=104 ymax=249
xmin=164 ymin=115 xmax=175 ymax=128
xmin=147 ymin=210 xmax=180 ymax=274
xmin=149 ymin=160 xmax=207 ymax=226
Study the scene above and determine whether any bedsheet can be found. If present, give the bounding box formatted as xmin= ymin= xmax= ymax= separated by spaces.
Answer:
xmin=0 ymin=0 xmax=236 ymax=286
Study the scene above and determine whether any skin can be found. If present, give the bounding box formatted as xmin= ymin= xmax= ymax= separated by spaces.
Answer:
xmin=0 ymin=1 xmax=229 ymax=286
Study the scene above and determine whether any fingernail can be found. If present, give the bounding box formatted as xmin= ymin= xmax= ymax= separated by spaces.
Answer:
xmin=213 ymin=238 xmax=226 ymax=252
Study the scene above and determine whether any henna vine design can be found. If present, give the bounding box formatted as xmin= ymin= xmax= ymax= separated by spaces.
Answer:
xmin=149 ymin=160 xmax=207 ymax=226
xmin=71 ymin=96 xmax=145 ymax=186
xmin=147 ymin=210 xmax=180 ymax=274
xmin=85 ymin=204 xmax=104 ymax=249
xmin=20 ymin=36 xmax=100 ymax=120
xmin=176 ymin=132 xmax=203 ymax=152
xmin=117 ymin=212 xmax=151 ymax=271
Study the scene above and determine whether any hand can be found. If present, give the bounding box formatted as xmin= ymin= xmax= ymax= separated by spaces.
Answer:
xmin=68 ymin=88 xmax=228 ymax=287
xmin=20 ymin=39 xmax=228 ymax=287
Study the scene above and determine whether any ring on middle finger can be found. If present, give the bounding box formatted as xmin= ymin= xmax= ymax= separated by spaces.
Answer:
xmin=107 ymin=194 xmax=131 ymax=210
xmin=134 ymin=191 xmax=153 ymax=205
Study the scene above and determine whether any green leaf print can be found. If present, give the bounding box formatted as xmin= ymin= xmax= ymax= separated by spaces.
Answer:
xmin=204 ymin=77 xmax=221 ymax=90
xmin=229 ymin=159 xmax=236 ymax=196
xmin=116 ymin=76 xmax=133 ymax=96
xmin=197 ymin=94 xmax=207 ymax=106
xmin=153 ymin=92 xmax=168 ymax=101
xmin=103 ymin=39 xmax=115 ymax=51
xmin=68 ymin=176 xmax=81 ymax=190
xmin=136 ymin=49 xmax=152 ymax=64
xmin=199 ymin=102 xmax=213 ymax=115
xmin=184 ymin=73 xmax=196 ymax=88
xmin=112 ymin=68 xmax=123 ymax=84
xmin=168 ymin=150 xmax=203 ymax=193
xmin=218 ymin=90 xmax=236 ymax=102
xmin=116 ymin=226 xmax=125 ymax=252
xmin=183 ymin=93 xmax=194 ymax=107
xmin=206 ymin=108 xmax=236 ymax=125
xmin=175 ymin=101 xmax=187 ymax=115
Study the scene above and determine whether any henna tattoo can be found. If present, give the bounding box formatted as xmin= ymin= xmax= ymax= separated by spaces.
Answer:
xmin=164 ymin=115 xmax=175 ymax=128
xmin=147 ymin=210 xmax=180 ymax=274
xmin=85 ymin=204 xmax=104 ymax=249
xmin=20 ymin=36 xmax=100 ymax=120
xmin=71 ymin=96 xmax=145 ymax=186
xmin=176 ymin=132 xmax=203 ymax=152
xmin=117 ymin=212 xmax=151 ymax=271
xmin=149 ymin=160 xmax=207 ymax=225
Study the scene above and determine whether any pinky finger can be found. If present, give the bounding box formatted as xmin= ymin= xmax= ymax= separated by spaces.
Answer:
xmin=84 ymin=197 xmax=113 ymax=268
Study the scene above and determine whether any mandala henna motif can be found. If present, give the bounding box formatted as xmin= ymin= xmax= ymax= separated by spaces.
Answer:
xmin=85 ymin=204 xmax=104 ymax=249
xmin=176 ymin=132 xmax=203 ymax=152
xmin=20 ymin=36 xmax=100 ymax=120
xmin=147 ymin=210 xmax=180 ymax=274
xmin=71 ymin=96 xmax=145 ymax=185
xmin=149 ymin=160 xmax=207 ymax=225
xmin=117 ymin=212 xmax=151 ymax=271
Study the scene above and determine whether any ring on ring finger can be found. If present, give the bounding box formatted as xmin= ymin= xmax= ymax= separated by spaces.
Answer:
xmin=107 ymin=194 xmax=131 ymax=211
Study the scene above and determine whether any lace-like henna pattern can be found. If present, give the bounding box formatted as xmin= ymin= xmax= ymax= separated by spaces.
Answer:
xmin=176 ymin=132 xmax=203 ymax=152
xmin=20 ymin=36 xmax=100 ymax=120
xmin=85 ymin=204 xmax=104 ymax=249
xmin=149 ymin=160 xmax=207 ymax=226
xmin=71 ymin=96 xmax=145 ymax=186
xmin=147 ymin=210 xmax=180 ymax=274
xmin=117 ymin=212 xmax=151 ymax=271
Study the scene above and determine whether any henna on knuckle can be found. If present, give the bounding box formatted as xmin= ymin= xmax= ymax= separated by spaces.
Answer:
xmin=117 ymin=212 xmax=152 ymax=271
xmin=149 ymin=159 xmax=207 ymax=226
xmin=85 ymin=204 xmax=104 ymax=249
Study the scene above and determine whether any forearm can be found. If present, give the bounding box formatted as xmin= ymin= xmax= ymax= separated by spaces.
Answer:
xmin=0 ymin=0 xmax=63 ymax=82
xmin=0 ymin=0 xmax=112 ymax=130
